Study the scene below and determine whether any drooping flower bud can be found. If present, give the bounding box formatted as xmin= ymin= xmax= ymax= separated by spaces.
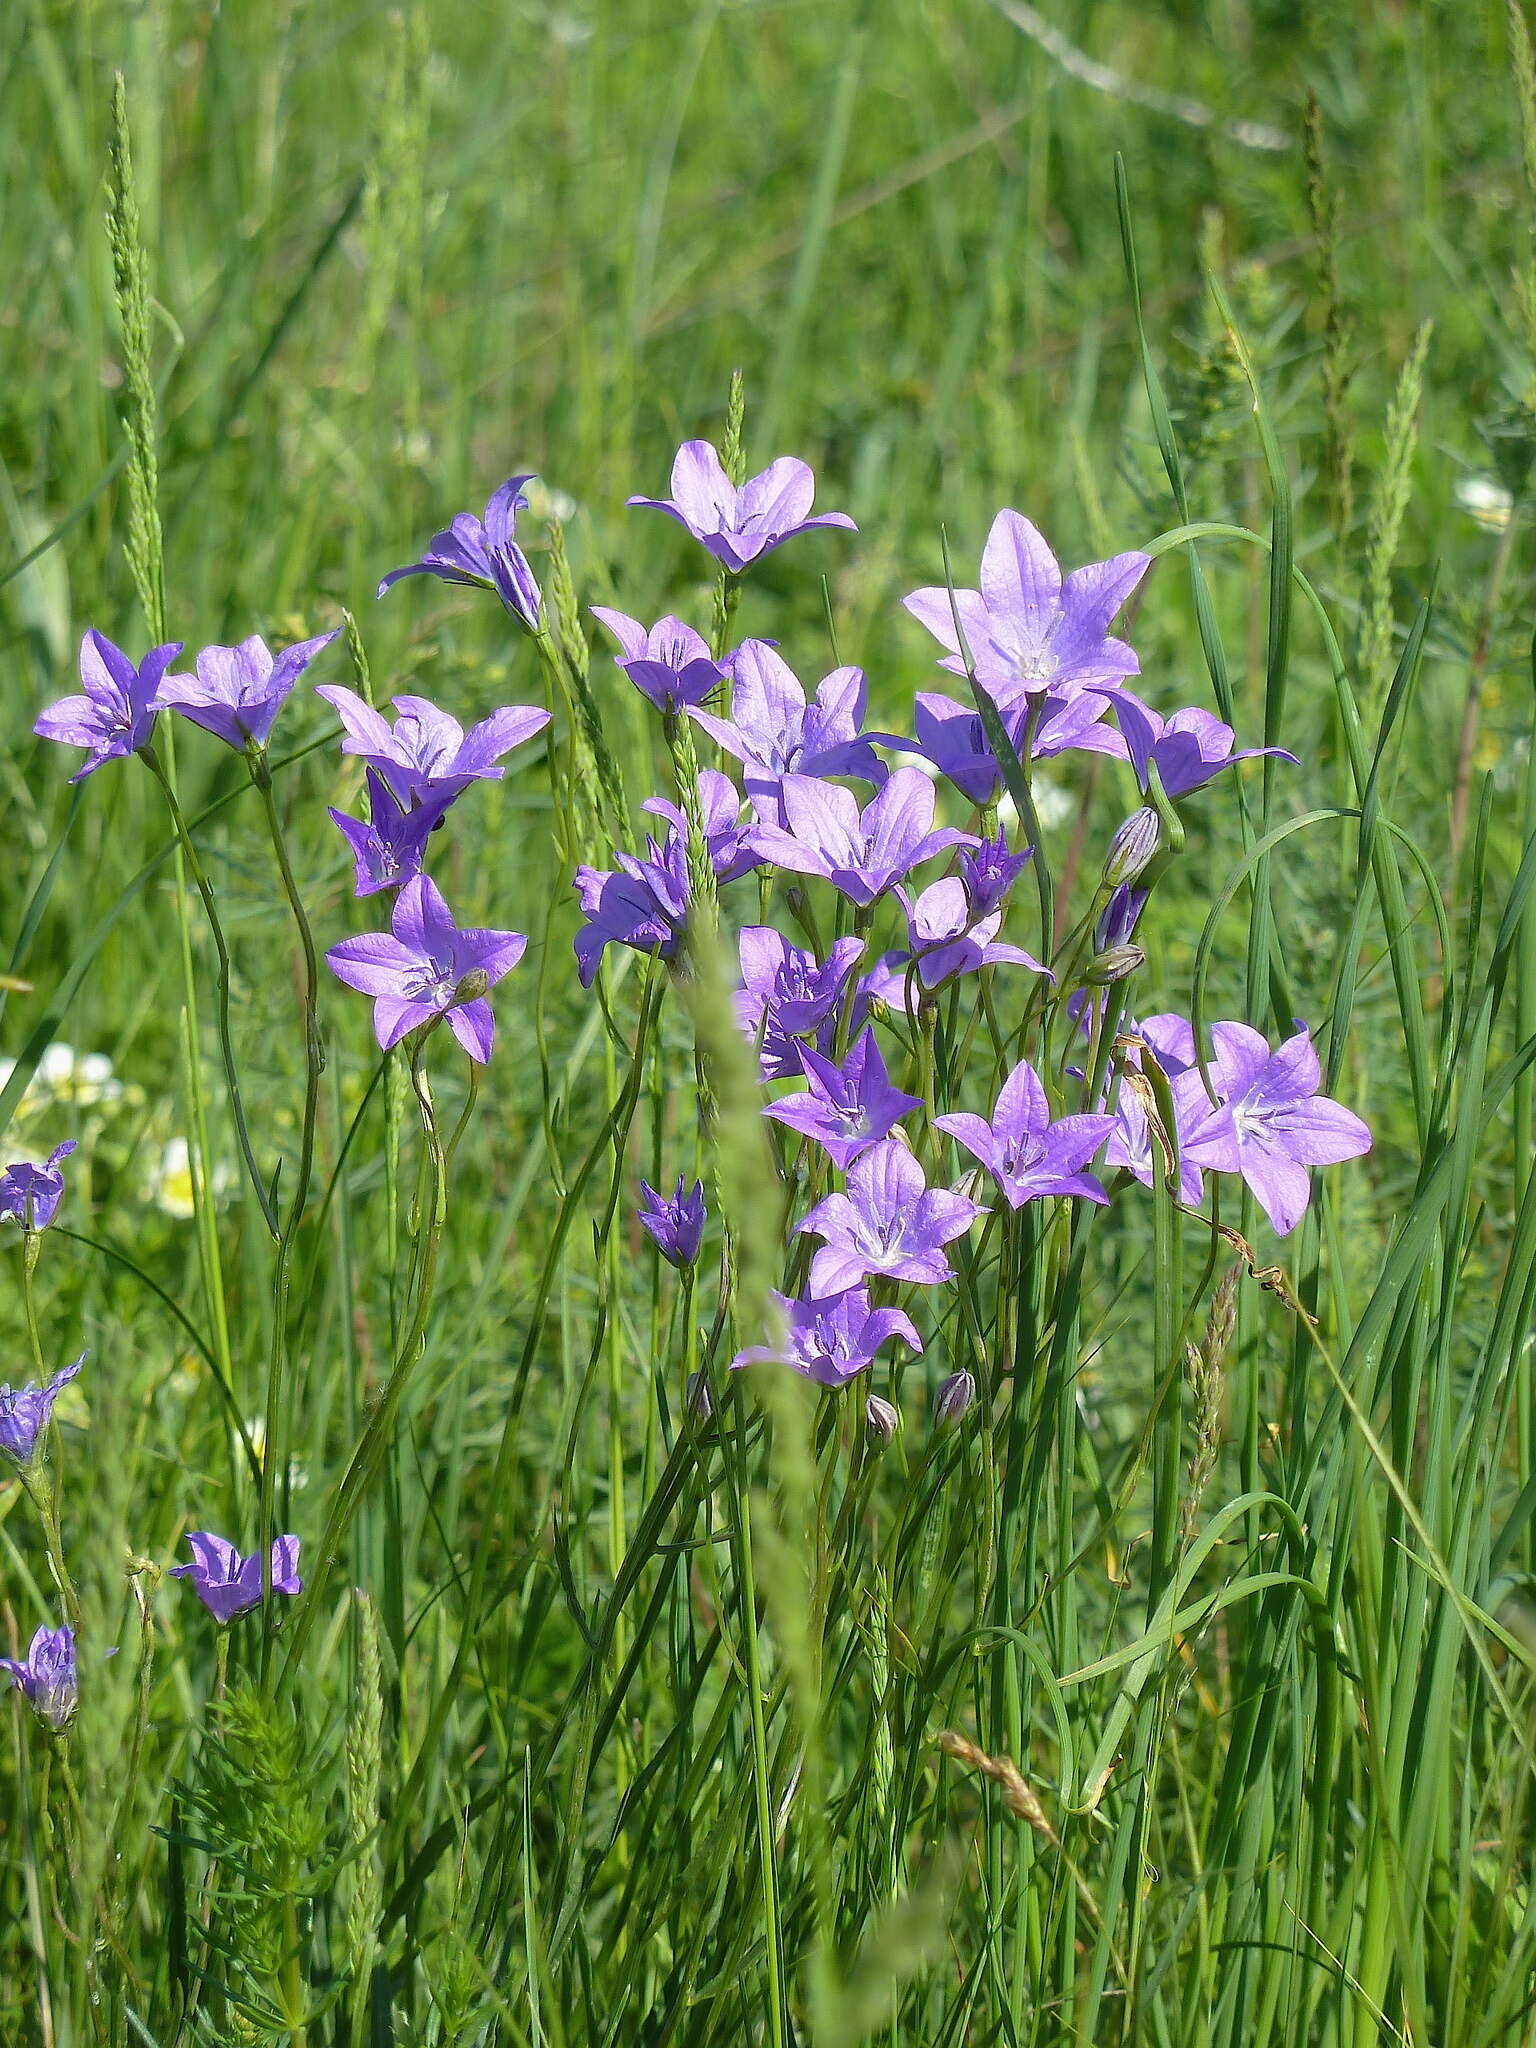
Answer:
xmin=452 ymin=967 xmax=491 ymax=1004
xmin=864 ymin=1394 xmax=900 ymax=1444
xmin=1084 ymin=944 xmax=1146 ymax=987
xmin=686 ymin=1370 xmax=714 ymax=1423
xmin=1102 ymin=808 xmax=1161 ymax=889
xmin=934 ymin=1370 xmax=976 ymax=1427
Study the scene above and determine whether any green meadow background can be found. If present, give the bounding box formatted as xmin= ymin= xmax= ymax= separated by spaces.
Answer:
xmin=4 ymin=1 xmax=1536 ymax=2042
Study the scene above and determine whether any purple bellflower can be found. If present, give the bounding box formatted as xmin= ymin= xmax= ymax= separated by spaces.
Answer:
xmin=690 ymin=641 xmax=884 ymax=806
xmin=935 ymin=1060 xmax=1114 ymax=1209
xmin=0 ymin=1353 xmax=84 ymax=1465
xmin=378 ymin=473 xmax=544 ymax=631
xmin=762 ymin=1026 xmax=923 ymax=1169
xmin=732 ymin=1285 xmax=921 ymax=1389
xmin=316 ymin=686 xmax=551 ymax=807
xmin=642 ymin=770 xmax=763 ymax=884
xmin=735 ymin=928 xmax=865 ymax=1079
xmin=156 ymin=631 xmax=338 ymax=750
xmin=881 ymin=687 xmax=1126 ymax=808
xmin=904 ymin=511 xmax=1150 ymax=701
xmin=35 ymin=631 xmax=182 ymax=782
xmin=748 ymin=767 xmax=976 ymax=907
xmin=898 ymin=876 xmax=1048 ymax=989
xmin=1111 ymin=697 xmax=1297 ymax=800
xmin=590 ymin=608 xmax=723 ymax=714
xmin=171 ymin=1533 xmax=303 ymax=1624
xmin=1179 ymin=1022 xmax=1372 ymax=1236
xmin=627 ymin=442 xmax=855 ymax=572
xmin=796 ymin=1138 xmax=985 ymax=1294
xmin=1 ymin=1624 xmax=77 ymax=1730
xmin=639 ymin=1177 xmax=707 ymax=1268
xmin=326 ymin=873 xmax=527 ymax=1063
xmin=958 ymin=833 xmax=1035 ymax=921
xmin=0 ymin=1141 xmax=78 ymax=1231
xmin=329 ymin=769 xmax=454 ymax=896
xmin=574 ymin=833 xmax=690 ymax=987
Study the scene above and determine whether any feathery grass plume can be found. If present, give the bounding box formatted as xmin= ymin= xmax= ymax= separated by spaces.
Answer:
xmin=358 ymin=7 xmax=430 ymax=401
xmin=1358 ymin=320 xmax=1432 ymax=698
xmin=1304 ymin=92 xmax=1357 ymax=546
xmin=343 ymin=1590 xmax=383 ymax=2039
xmin=712 ymin=368 xmax=747 ymax=656
xmin=341 ymin=607 xmax=373 ymax=703
xmin=105 ymin=74 xmax=165 ymax=642
xmin=1180 ymin=1263 xmax=1237 ymax=1546
xmin=546 ymin=511 xmax=627 ymax=839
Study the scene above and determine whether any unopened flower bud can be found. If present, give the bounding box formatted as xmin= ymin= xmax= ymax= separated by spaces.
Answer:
xmin=1102 ymin=808 xmax=1160 ymax=889
xmin=865 ymin=1394 xmax=900 ymax=1444
xmin=453 ymin=967 xmax=491 ymax=1004
xmin=1084 ymin=943 xmax=1146 ymax=987
xmin=934 ymin=1370 xmax=976 ymax=1428
xmin=686 ymin=1370 xmax=713 ymax=1423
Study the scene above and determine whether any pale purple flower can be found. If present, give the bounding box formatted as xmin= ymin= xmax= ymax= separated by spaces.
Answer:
xmin=1111 ymin=696 xmax=1297 ymax=800
xmin=171 ymin=1533 xmax=303 ymax=1624
xmin=690 ymin=641 xmax=884 ymax=806
xmin=957 ymin=833 xmax=1034 ymax=921
xmin=643 ymin=770 xmax=763 ymax=884
xmin=878 ymin=686 xmax=1126 ymax=807
xmin=935 ymin=1061 xmax=1114 ymax=1209
xmin=1179 ymin=1022 xmax=1372 ymax=1236
xmin=590 ymin=608 xmax=723 ymax=714
xmin=763 ymin=1027 xmax=922 ymax=1168
xmin=1096 ymin=884 xmax=1148 ymax=953
xmin=796 ymin=1139 xmax=984 ymax=1294
xmin=156 ymin=631 xmax=338 ymax=749
xmin=896 ymin=876 xmax=1048 ymax=989
xmin=865 ymin=1393 xmax=901 ymax=1442
xmin=627 ymin=441 xmax=856 ymax=573
xmin=329 ymin=769 xmax=454 ymax=896
xmin=0 ymin=1141 xmax=78 ymax=1231
xmin=378 ymin=473 xmax=544 ymax=631
xmin=34 ymin=631 xmax=182 ymax=781
xmin=573 ymin=832 xmax=690 ymax=987
xmin=0 ymin=1353 xmax=84 ymax=1464
xmin=731 ymin=1285 xmax=921 ymax=1389
xmin=326 ymin=874 xmax=527 ymax=1062
xmin=748 ymin=767 xmax=977 ymax=907
xmin=904 ymin=511 xmax=1150 ymax=700
xmin=735 ymin=928 xmax=865 ymax=1079
xmin=639 ymin=1176 xmax=706 ymax=1268
xmin=0 ymin=1625 xmax=77 ymax=1730
xmin=316 ymin=686 xmax=551 ymax=806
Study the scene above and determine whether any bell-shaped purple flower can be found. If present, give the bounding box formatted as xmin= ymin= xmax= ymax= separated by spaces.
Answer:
xmin=0 ymin=1141 xmax=78 ymax=1232
xmin=35 ymin=631 xmax=183 ymax=782
xmin=879 ymin=686 xmax=1126 ymax=808
xmin=590 ymin=608 xmax=723 ymax=714
xmin=748 ymin=767 xmax=977 ymax=907
xmin=642 ymin=770 xmax=763 ymax=884
xmin=326 ymin=874 xmax=527 ymax=1063
xmin=316 ymin=687 xmax=551 ymax=807
xmin=898 ymin=876 xmax=1048 ymax=989
xmin=1110 ymin=696 xmax=1297 ymax=801
xmin=171 ymin=1533 xmax=303 ymax=1624
xmin=329 ymin=769 xmax=454 ymax=896
xmin=732 ymin=1285 xmax=922 ymax=1389
xmin=735 ymin=928 xmax=865 ymax=1080
xmin=797 ymin=1138 xmax=985 ymax=1294
xmin=935 ymin=1060 xmax=1114 ymax=1210
xmin=0 ymin=1353 xmax=84 ymax=1464
xmin=763 ymin=1026 xmax=922 ymax=1169
xmin=0 ymin=1624 xmax=78 ymax=1730
xmin=573 ymin=833 xmax=690 ymax=987
xmin=378 ymin=473 xmax=544 ymax=631
xmin=627 ymin=442 xmax=856 ymax=573
xmin=904 ymin=511 xmax=1149 ymax=701
xmin=691 ymin=641 xmax=885 ymax=808
xmin=1178 ymin=1022 xmax=1372 ymax=1237
xmin=638 ymin=1176 xmax=707 ymax=1268
xmin=156 ymin=631 xmax=338 ymax=750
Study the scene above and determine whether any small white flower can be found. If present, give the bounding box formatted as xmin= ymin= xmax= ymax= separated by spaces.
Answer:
xmin=1455 ymin=475 xmax=1515 ymax=532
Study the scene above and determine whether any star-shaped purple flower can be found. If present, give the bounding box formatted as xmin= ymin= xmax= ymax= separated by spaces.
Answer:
xmin=329 ymin=769 xmax=455 ymax=897
xmin=590 ymin=608 xmax=724 ymax=714
xmin=797 ymin=1138 xmax=985 ymax=1294
xmin=735 ymin=928 xmax=866 ymax=1079
xmin=642 ymin=770 xmax=763 ymax=884
xmin=0 ymin=1140 xmax=78 ymax=1232
xmin=378 ymin=473 xmax=544 ymax=631
xmin=763 ymin=1026 xmax=922 ymax=1169
xmin=690 ymin=641 xmax=884 ymax=808
xmin=0 ymin=1353 xmax=84 ymax=1465
xmin=638 ymin=1176 xmax=707 ymax=1268
xmin=879 ymin=686 xmax=1126 ymax=808
xmin=0 ymin=1624 xmax=77 ymax=1730
xmin=326 ymin=874 xmax=527 ymax=1062
xmin=957 ymin=833 xmax=1035 ymax=921
xmin=1179 ymin=1022 xmax=1372 ymax=1236
xmin=1111 ymin=696 xmax=1297 ymax=800
xmin=731 ymin=1285 xmax=922 ymax=1389
xmin=935 ymin=1060 xmax=1114 ymax=1209
xmin=627 ymin=441 xmax=856 ymax=573
xmin=904 ymin=511 xmax=1150 ymax=701
xmin=573 ymin=832 xmax=690 ymax=988
xmin=316 ymin=686 xmax=551 ymax=807
xmin=170 ymin=1533 xmax=303 ymax=1624
xmin=748 ymin=767 xmax=976 ymax=908
xmin=34 ymin=631 xmax=183 ymax=782
xmin=155 ymin=632 xmax=338 ymax=750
